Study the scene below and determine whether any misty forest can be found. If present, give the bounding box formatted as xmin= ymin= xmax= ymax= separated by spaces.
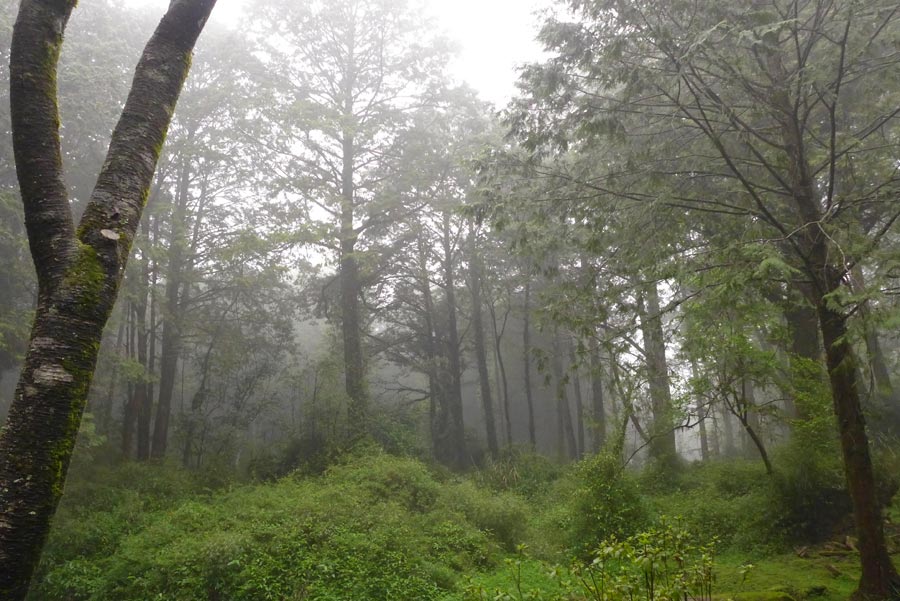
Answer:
xmin=2 ymin=0 xmax=900 ymax=599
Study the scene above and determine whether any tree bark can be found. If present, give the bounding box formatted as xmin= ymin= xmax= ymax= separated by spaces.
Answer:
xmin=0 ymin=1 xmax=215 ymax=596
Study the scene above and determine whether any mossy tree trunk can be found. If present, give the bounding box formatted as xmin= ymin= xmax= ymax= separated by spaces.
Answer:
xmin=0 ymin=1 xmax=216 ymax=597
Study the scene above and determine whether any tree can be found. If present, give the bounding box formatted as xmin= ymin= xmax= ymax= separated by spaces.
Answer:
xmin=467 ymin=222 xmax=500 ymax=458
xmin=0 ymin=0 xmax=216 ymax=596
xmin=252 ymin=0 xmax=449 ymax=436
xmin=516 ymin=0 xmax=900 ymax=595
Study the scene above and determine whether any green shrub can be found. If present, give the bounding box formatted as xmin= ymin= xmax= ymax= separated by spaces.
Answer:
xmin=465 ymin=520 xmax=717 ymax=601
xmin=473 ymin=448 xmax=562 ymax=499
xmin=768 ymin=442 xmax=848 ymax=544
xmin=563 ymin=453 xmax=650 ymax=557
xmin=648 ymin=459 xmax=774 ymax=552
xmin=436 ymin=480 xmax=530 ymax=551
xmin=32 ymin=452 xmax=528 ymax=600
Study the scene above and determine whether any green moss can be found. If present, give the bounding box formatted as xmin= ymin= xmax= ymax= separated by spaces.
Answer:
xmin=52 ymin=335 xmax=100 ymax=502
xmin=63 ymin=242 xmax=105 ymax=308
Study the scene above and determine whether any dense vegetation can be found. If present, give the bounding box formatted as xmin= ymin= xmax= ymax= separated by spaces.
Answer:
xmin=1 ymin=0 xmax=900 ymax=598
xmin=26 ymin=444 xmax=900 ymax=600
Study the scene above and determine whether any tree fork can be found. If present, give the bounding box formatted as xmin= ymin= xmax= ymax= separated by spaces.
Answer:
xmin=0 ymin=0 xmax=216 ymax=596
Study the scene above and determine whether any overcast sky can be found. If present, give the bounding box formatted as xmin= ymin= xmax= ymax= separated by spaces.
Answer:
xmin=124 ymin=0 xmax=552 ymax=108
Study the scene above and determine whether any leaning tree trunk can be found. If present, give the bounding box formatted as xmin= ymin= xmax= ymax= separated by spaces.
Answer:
xmin=0 ymin=1 xmax=216 ymax=597
xmin=488 ymin=294 xmax=513 ymax=447
xmin=815 ymin=272 xmax=900 ymax=599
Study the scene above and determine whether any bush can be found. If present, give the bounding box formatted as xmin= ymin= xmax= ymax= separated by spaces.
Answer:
xmin=561 ymin=453 xmax=650 ymax=557
xmin=473 ymin=447 xmax=562 ymax=499
xmin=648 ymin=459 xmax=775 ymax=552
xmin=436 ymin=480 xmax=530 ymax=551
xmin=465 ymin=519 xmax=717 ymax=601
xmin=31 ymin=452 xmax=529 ymax=600
xmin=768 ymin=442 xmax=849 ymax=544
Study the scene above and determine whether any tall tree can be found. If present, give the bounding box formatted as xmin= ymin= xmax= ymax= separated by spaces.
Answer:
xmin=252 ymin=0 xmax=448 ymax=436
xmin=468 ymin=223 xmax=500 ymax=458
xmin=637 ymin=282 xmax=678 ymax=465
xmin=0 ymin=1 xmax=216 ymax=596
xmin=517 ymin=0 xmax=900 ymax=595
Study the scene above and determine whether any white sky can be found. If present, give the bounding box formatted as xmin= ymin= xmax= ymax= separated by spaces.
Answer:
xmin=124 ymin=0 xmax=552 ymax=108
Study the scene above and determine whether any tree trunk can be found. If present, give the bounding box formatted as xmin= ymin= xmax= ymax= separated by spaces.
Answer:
xmin=852 ymin=266 xmax=900 ymax=432
xmin=488 ymin=294 xmax=513 ymax=447
xmin=697 ymin=405 xmax=710 ymax=461
xmin=122 ymin=300 xmax=140 ymax=457
xmin=340 ymin=132 xmax=366 ymax=438
xmin=441 ymin=214 xmax=467 ymax=468
xmin=552 ymin=332 xmax=578 ymax=461
xmin=151 ymin=157 xmax=191 ymax=459
xmin=735 ymin=378 xmax=772 ymax=475
xmin=181 ymin=340 xmax=214 ymax=469
xmin=124 ymin=219 xmax=153 ymax=459
xmin=689 ymin=359 xmax=709 ymax=461
xmin=783 ymin=292 xmax=821 ymax=420
xmin=0 ymin=1 xmax=215 ymax=595
xmin=468 ymin=229 xmax=499 ymax=459
xmin=588 ymin=336 xmax=606 ymax=453
xmin=817 ymin=285 xmax=900 ymax=599
xmin=137 ymin=214 xmax=159 ymax=461
xmin=418 ymin=238 xmax=446 ymax=463
xmin=103 ymin=302 xmax=127 ymax=439
xmin=773 ymin=39 xmax=900 ymax=587
xmin=522 ymin=280 xmax=537 ymax=448
xmin=568 ymin=340 xmax=585 ymax=458
xmin=638 ymin=282 xmax=677 ymax=465
xmin=720 ymin=406 xmax=736 ymax=456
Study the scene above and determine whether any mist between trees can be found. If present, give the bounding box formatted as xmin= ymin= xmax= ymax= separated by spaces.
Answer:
xmin=1 ymin=0 xmax=899 ymax=599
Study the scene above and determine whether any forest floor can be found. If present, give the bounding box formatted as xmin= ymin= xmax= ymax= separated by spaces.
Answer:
xmin=460 ymin=540 xmax=900 ymax=600
xmin=28 ymin=447 xmax=900 ymax=600
xmin=461 ymin=507 xmax=900 ymax=601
